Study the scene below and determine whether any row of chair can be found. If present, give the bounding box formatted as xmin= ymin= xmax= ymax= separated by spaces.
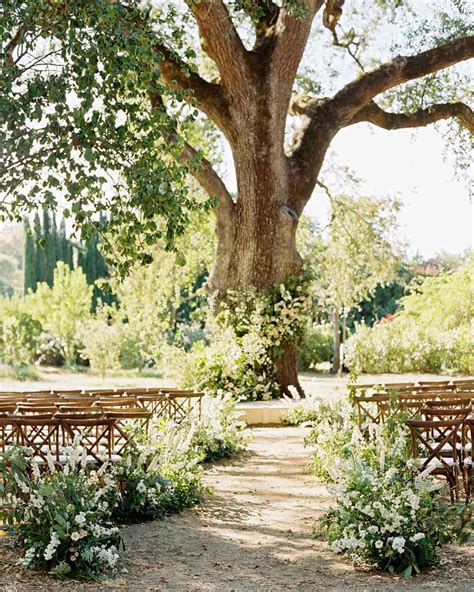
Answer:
xmin=406 ymin=407 xmax=473 ymax=503
xmin=0 ymin=388 xmax=204 ymax=423
xmin=351 ymin=382 xmax=473 ymax=502
xmin=353 ymin=378 xmax=474 ymax=396
xmin=353 ymin=391 xmax=474 ymax=427
xmin=0 ymin=387 xmax=205 ymax=466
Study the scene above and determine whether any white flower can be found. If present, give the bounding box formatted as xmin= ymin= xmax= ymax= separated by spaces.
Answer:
xmin=375 ymin=540 xmax=384 ymax=549
xmin=66 ymin=90 xmax=82 ymax=110
xmin=410 ymin=532 xmax=425 ymax=542
xmin=75 ymin=512 xmax=87 ymax=526
xmin=114 ymin=109 xmax=127 ymax=128
xmin=44 ymin=532 xmax=60 ymax=561
xmin=136 ymin=480 xmax=147 ymax=494
xmin=71 ymin=531 xmax=81 ymax=541
xmin=392 ymin=536 xmax=405 ymax=554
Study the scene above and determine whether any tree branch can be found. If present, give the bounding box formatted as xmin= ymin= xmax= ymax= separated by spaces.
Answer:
xmin=329 ymin=35 xmax=474 ymax=124
xmin=155 ymin=43 xmax=230 ymax=129
xmin=253 ymin=1 xmax=280 ymax=50
xmin=288 ymin=35 xmax=474 ymax=212
xmin=347 ymin=100 xmax=474 ymax=133
xmin=269 ymin=1 xmax=324 ymax=87
xmin=5 ymin=26 xmax=27 ymax=65
xmin=185 ymin=0 xmax=251 ymax=90
xmin=149 ymin=91 xmax=234 ymax=230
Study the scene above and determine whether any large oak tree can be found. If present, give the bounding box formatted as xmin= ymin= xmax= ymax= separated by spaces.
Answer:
xmin=1 ymin=1 xmax=473 ymax=393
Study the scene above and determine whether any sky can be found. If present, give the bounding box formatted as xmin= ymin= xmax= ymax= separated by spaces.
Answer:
xmin=307 ymin=124 xmax=473 ymax=259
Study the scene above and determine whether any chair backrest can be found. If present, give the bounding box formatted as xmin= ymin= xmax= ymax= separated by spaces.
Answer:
xmin=425 ymin=399 xmax=472 ymax=409
xmin=405 ymin=418 xmax=465 ymax=473
xmin=93 ymin=397 xmax=138 ymax=409
xmin=16 ymin=404 xmax=56 ymax=415
xmin=15 ymin=417 xmax=63 ymax=462
xmin=0 ymin=417 xmax=19 ymax=451
xmin=420 ymin=407 xmax=471 ymax=421
xmin=61 ymin=417 xmax=118 ymax=462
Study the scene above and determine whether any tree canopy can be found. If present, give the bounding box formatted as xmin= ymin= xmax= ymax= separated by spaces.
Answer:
xmin=1 ymin=1 xmax=472 ymax=275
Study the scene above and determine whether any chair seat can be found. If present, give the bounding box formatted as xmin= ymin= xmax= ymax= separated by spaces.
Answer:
xmin=420 ymin=457 xmax=458 ymax=469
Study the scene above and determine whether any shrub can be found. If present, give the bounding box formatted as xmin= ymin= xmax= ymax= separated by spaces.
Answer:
xmin=297 ymin=323 xmax=333 ymax=371
xmin=36 ymin=333 xmax=66 ymax=366
xmin=111 ymin=452 xmax=187 ymax=524
xmin=304 ymin=400 xmax=355 ymax=481
xmin=282 ymin=397 xmax=325 ymax=426
xmin=0 ymin=447 xmax=123 ymax=580
xmin=0 ymin=300 xmax=42 ymax=366
xmin=25 ymin=263 xmax=92 ymax=366
xmin=319 ymin=419 xmax=469 ymax=576
xmin=345 ymin=321 xmax=474 ymax=374
xmin=344 ymin=258 xmax=474 ymax=375
xmin=187 ymin=394 xmax=247 ymax=462
xmin=79 ymin=308 xmax=122 ymax=377
xmin=161 ymin=279 xmax=313 ymax=401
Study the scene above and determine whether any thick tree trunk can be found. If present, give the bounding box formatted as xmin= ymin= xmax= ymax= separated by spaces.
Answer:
xmin=276 ymin=342 xmax=305 ymax=398
xmin=207 ymin=98 xmax=307 ymax=395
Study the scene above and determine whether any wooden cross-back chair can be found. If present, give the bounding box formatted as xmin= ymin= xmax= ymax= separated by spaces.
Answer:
xmin=15 ymin=417 xmax=64 ymax=463
xmin=406 ymin=418 xmax=466 ymax=502
xmin=135 ymin=394 xmax=166 ymax=414
xmin=61 ymin=417 xmax=124 ymax=463
xmin=464 ymin=418 xmax=473 ymax=504
xmin=104 ymin=409 xmax=151 ymax=438
xmin=0 ymin=417 xmax=19 ymax=452
xmin=166 ymin=392 xmax=204 ymax=422
xmin=353 ymin=394 xmax=390 ymax=427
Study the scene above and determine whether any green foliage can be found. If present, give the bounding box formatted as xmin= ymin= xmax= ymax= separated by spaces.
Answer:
xmin=78 ymin=306 xmax=121 ymax=377
xmin=111 ymin=452 xmax=190 ymax=524
xmin=187 ymin=394 xmax=247 ymax=462
xmin=26 ymin=262 xmax=92 ymax=366
xmin=345 ymin=258 xmax=474 ymax=374
xmin=304 ymin=400 xmax=355 ymax=481
xmin=314 ymin=195 xmax=401 ymax=315
xmin=1 ymin=1 xmax=207 ymax=275
xmin=0 ymin=297 xmax=42 ymax=366
xmin=297 ymin=323 xmax=333 ymax=370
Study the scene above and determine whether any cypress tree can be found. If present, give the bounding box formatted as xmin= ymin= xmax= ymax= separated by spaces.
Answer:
xmin=57 ymin=217 xmax=66 ymax=263
xmin=42 ymin=208 xmax=55 ymax=286
xmin=34 ymin=212 xmax=47 ymax=284
xmin=50 ymin=212 xmax=58 ymax=278
xmin=23 ymin=217 xmax=37 ymax=293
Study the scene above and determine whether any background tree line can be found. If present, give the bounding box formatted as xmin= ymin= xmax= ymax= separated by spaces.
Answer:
xmin=23 ymin=210 xmax=112 ymax=307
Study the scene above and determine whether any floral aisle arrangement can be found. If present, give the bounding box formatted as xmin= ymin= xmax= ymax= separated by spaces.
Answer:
xmin=161 ymin=276 xmax=313 ymax=401
xmin=0 ymin=447 xmax=123 ymax=580
xmin=0 ymin=396 xmax=247 ymax=580
xmin=315 ymin=415 xmax=470 ymax=576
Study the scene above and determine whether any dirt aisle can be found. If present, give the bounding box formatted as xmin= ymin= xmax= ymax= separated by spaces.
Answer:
xmin=1 ymin=427 xmax=473 ymax=591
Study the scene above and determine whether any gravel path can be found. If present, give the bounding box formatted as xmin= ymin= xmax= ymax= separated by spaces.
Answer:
xmin=1 ymin=427 xmax=473 ymax=591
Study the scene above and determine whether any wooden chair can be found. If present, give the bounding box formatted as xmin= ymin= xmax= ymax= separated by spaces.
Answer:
xmin=62 ymin=417 xmax=124 ymax=463
xmin=353 ymin=394 xmax=390 ymax=427
xmin=0 ymin=417 xmax=19 ymax=452
xmin=406 ymin=418 xmax=465 ymax=501
xmin=464 ymin=418 xmax=473 ymax=504
xmin=15 ymin=417 xmax=63 ymax=463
